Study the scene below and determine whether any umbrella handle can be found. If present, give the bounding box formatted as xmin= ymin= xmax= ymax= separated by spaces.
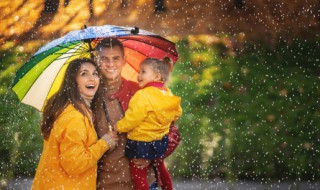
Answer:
xmin=108 ymin=124 xmax=113 ymax=132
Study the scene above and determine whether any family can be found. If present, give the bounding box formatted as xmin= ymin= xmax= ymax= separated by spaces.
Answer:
xmin=31 ymin=38 xmax=182 ymax=190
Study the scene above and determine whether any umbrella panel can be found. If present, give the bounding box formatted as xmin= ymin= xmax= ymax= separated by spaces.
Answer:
xmin=12 ymin=43 xmax=89 ymax=110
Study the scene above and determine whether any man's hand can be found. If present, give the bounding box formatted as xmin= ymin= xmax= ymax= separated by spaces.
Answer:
xmin=132 ymin=158 xmax=150 ymax=169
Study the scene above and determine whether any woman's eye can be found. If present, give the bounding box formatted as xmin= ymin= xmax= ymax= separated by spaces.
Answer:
xmin=93 ymin=72 xmax=98 ymax=76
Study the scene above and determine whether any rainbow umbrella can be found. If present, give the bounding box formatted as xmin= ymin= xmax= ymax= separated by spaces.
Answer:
xmin=11 ymin=25 xmax=179 ymax=111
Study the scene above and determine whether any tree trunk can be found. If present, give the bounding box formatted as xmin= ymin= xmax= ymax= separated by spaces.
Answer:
xmin=89 ymin=0 xmax=94 ymax=18
xmin=234 ymin=0 xmax=245 ymax=9
xmin=318 ymin=1 xmax=320 ymax=29
xmin=154 ymin=0 xmax=166 ymax=13
xmin=121 ymin=0 xmax=128 ymax=9
xmin=44 ymin=0 xmax=59 ymax=12
xmin=64 ymin=0 xmax=70 ymax=7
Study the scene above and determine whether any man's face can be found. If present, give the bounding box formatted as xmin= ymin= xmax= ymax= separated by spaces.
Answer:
xmin=96 ymin=46 xmax=126 ymax=81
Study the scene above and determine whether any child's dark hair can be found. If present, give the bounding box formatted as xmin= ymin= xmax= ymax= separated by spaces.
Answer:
xmin=141 ymin=57 xmax=173 ymax=83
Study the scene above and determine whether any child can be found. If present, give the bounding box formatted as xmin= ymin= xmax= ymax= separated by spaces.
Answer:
xmin=115 ymin=57 xmax=182 ymax=190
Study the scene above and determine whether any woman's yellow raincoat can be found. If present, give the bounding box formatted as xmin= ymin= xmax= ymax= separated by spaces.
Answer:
xmin=32 ymin=104 xmax=109 ymax=190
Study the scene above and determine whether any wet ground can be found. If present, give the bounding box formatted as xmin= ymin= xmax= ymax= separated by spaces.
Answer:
xmin=173 ymin=179 xmax=320 ymax=190
xmin=5 ymin=178 xmax=320 ymax=190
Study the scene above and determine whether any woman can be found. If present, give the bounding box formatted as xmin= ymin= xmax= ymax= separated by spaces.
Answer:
xmin=32 ymin=58 xmax=117 ymax=190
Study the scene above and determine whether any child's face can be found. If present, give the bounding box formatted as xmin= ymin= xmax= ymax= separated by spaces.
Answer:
xmin=137 ymin=64 xmax=161 ymax=88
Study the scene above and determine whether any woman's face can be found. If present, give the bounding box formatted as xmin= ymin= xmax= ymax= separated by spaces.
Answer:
xmin=76 ymin=62 xmax=100 ymax=98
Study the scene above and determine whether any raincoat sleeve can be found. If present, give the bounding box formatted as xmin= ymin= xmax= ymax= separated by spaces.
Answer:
xmin=117 ymin=90 xmax=148 ymax=133
xmin=174 ymin=105 xmax=183 ymax=122
xmin=59 ymin=116 xmax=109 ymax=176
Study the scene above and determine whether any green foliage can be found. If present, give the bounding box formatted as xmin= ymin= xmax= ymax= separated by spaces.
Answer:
xmin=169 ymin=39 xmax=320 ymax=181
xmin=0 ymin=47 xmax=28 ymax=94
xmin=0 ymin=48 xmax=42 ymax=186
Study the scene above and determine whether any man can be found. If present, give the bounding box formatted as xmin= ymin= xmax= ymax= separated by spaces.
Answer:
xmin=94 ymin=38 xmax=157 ymax=190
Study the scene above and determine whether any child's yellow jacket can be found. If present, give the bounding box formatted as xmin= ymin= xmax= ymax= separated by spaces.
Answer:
xmin=32 ymin=104 xmax=109 ymax=190
xmin=117 ymin=86 xmax=182 ymax=142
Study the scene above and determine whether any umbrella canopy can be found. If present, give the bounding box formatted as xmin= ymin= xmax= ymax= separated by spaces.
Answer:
xmin=11 ymin=25 xmax=179 ymax=111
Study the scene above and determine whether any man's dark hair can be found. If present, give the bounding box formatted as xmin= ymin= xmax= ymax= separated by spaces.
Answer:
xmin=95 ymin=38 xmax=125 ymax=57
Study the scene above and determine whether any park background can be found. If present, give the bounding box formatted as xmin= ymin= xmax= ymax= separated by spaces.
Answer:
xmin=0 ymin=0 xmax=319 ymax=189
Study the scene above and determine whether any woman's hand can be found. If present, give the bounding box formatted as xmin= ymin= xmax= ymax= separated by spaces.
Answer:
xmin=101 ymin=131 xmax=118 ymax=150
xmin=109 ymin=130 xmax=118 ymax=144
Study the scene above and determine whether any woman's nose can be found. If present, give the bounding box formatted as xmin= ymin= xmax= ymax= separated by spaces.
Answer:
xmin=88 ymin=74 xmax=96 ymax=81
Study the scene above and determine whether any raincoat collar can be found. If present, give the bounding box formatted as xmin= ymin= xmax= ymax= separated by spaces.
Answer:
xmin=144 ymin=82 xmax=165 ymax=89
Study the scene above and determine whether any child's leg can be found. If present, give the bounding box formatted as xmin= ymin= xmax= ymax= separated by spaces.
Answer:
xmin=130 ymin=159 xmax=150 ymax=190
xmin=154 ymin=159 xmax=173 ymax=190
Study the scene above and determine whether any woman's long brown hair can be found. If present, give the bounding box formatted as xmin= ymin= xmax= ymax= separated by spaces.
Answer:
xmin=41 ymin=58 xmax=104 ymax=140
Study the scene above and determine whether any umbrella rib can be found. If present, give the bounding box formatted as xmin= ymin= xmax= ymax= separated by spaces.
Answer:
xmin=56 ymin=41 xmax=85 ymax=50
xmin=56 ymin=45 xmax=77 ymax=50
xmin=54 ymin=52 xmax=90 ymax=60
xmin=54 ymin=42 xmax=89 ymax=59
xmin=126 ymin=62 xmax=139 ymax=73
xmin=54 ymin=51 xmax=89 ymax=55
